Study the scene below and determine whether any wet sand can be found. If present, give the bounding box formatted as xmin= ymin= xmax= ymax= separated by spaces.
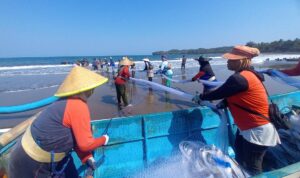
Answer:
xmin=0 ymin=63 xmax=298 ymax=128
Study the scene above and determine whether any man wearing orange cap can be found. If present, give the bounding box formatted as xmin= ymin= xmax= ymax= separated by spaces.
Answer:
xmin=8 ymin=66 xmax=109 ymax=178
xmin=196 ymin=45 xmax=281 ymax=175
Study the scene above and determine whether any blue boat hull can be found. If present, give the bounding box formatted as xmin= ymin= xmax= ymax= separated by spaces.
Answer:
xmin=70 ymin=90 xmax=300 ymax=178
xmin=1 ymin=91 xmax=300 ymax=177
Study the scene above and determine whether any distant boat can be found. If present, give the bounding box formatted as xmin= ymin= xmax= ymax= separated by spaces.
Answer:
xmin=1 ymin=91 xmax=300 ymax=177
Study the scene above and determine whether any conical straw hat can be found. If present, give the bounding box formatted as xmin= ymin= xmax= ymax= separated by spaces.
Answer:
xmin=119 ymin=57 xmax=133 ymax=66
xmin=55 ymin=66 xmax=108 ymax=97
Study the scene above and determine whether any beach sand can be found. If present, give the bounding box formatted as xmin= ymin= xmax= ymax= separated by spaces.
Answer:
xmin=0 ymin=63 xmax=298 ymax=129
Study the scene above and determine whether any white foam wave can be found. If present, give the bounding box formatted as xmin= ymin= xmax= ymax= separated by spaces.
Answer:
xmin=0 ymin=54 xmax=299 ymax=77
xmin=0 ymin=72 xmax=68 ymax=77
xmin=0 ymin=64 xmax=73 ymax=71
xmin=1 ymin=84 xmax=59 ymax=94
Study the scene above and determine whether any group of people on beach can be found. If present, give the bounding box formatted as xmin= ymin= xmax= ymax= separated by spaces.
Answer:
xmin=76 ymin=57 xmax=117 ymax=73
xmin=5 ymin=45 xmax=300 ymax=178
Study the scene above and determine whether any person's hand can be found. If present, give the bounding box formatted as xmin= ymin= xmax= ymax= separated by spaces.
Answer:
xmin=86 ymin=157 xmax=96 ymax=170
xmin=191 ymin=78 xmax=196 ymax=82
xmin=85 ymin=157 xmax=96 ymax=177
xmin=103 ymin=134 xmax=109 ymax=145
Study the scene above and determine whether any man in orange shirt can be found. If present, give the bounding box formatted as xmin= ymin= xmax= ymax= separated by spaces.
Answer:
xmin=8 ymin=66 xmax=109 ymax=178
xmin=198 ymin=46 xmax=281 ymax=175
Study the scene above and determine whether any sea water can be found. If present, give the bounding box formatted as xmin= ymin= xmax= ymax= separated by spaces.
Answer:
xmin=1 ymin=54 xmax=300 ymax=94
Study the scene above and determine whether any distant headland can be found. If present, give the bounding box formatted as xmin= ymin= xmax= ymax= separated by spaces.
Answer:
xmin=152 ymin=38 xmax=300 ymax=55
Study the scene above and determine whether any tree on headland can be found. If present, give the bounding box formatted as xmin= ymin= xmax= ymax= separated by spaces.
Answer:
xmin=152 ymin=38 xmax=300 ymax=55
xmin=246 ymin=38 xmax=300 ymax=53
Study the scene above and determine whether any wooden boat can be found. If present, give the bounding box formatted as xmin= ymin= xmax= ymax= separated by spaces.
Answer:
xmin=1 ymin=91 xmax=300 ymax=177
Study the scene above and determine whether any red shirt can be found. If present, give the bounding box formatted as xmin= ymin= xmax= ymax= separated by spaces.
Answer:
xmin=115 ymin=66 xmax=131 ymax=85
xmin=63 ymin=99 xmax=107 ymax=163
xmin=192 ymin=71 xmax=205 ymax=81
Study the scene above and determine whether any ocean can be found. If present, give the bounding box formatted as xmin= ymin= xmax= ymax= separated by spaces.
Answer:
xmin=1 ymin=53 xmax=300 ymax=128
xmin=1 ymin=53 xmax=300 ymax=94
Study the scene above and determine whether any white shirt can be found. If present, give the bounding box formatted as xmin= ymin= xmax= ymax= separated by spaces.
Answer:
xmin=240 ymin=123 xmax=281 ymax=146
xmin=160 ymin=61 xmax=168 ymax=71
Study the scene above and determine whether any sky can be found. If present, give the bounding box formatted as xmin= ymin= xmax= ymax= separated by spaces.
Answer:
xmin=0 ymin=0 xmax=300 ymax=57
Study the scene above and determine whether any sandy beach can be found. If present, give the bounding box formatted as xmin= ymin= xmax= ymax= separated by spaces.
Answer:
xmin=0 ymin=61 xmax=298 ymax=129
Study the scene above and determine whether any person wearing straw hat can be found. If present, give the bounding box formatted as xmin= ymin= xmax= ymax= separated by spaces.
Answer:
xmin=191 ymin=56 xmax=218 ymax=94
xmin=8 ymin=66 xmax=110 ymax=178
xmin=115 ymin=57 xmax=133 ymax=108
xmin=194 ymin=45 xmax=280 ymax=175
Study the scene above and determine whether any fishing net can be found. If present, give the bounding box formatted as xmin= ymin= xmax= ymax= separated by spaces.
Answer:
xmin=130 ymin=77 xmax=230 ymax=154
xmin=129 ymin=77 xmax=194 ymax=100
xmin=179 ymin=141 xmax=249 ymax=178
xmin=161 ymin=74 xmax=224 ymax=87
xmin=260 ymin=69 xmax=300 ymax=89
xmin=264 ymin=113 xmax=300 ymax=170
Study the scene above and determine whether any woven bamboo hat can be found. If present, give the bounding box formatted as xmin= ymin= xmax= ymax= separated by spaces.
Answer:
xmin=55 ymin=66 xmax=108 ymax=97
xmin=119 ymin=57 xmax=133 ymax=66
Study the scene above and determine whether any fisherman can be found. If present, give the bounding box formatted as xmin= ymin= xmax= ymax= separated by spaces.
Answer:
xmin=115 ymin=57 xmax=132 ymax=108
xmin=104 ymin=59 xmax=109 ymax=72
xmin=92 ymin=58 xmax=100 ymax=71
xmin=158 ymin=55 xmax=169 ymax=85
xmin=191 ymin=56 xmax=218 ymax=94
xmin=194 ymin=45 xmax=281 ymax=175
xmin=110 ymin=57 xmax=116 ymax=74
xmin=131 ymin=62 xmax=136 ymax=78
xmin=8 ymin=66 xmax=110 ymax=178
xmin=165 ymin=63 xmax=173 ymax=87
xmin=143 ymin=58 xmax=154 ymax=81
xmin=181 ymin=55 xmax=187 ymax=70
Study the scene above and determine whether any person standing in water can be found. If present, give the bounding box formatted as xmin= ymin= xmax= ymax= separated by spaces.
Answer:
xmin=114 ymin=57 xmax=133 ymax=108
xmin=131 ymin=62 xmax=136 ymax=78
xmin=158 ymin=55 xmax=168 ymax=85
xmin=181 ymin=55 xmax=187 ymax=70
xmin=8 ymin=66 xmax=109 ymax=178
xmin=109 ymin=57 xmax=116 ymax=76
xmin=143 ymin=58 xmax=154 ymax=81
xmin=191 ymin=56 xmax=218 ymax=94
xmin=165 ymin=63 xmax=173 ymax=87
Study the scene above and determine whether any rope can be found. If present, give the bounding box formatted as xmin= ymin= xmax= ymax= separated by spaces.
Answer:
xmin=0 ymin=96 xmax=58 ymax=114
xmin=161 ymin=74 xmax=224 ymax=87
xmin=130 ymin=77 xmax=194 ymax=100
xmin=260 ymin=69 xmax=300 ymax=89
